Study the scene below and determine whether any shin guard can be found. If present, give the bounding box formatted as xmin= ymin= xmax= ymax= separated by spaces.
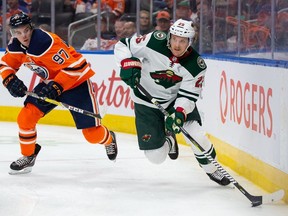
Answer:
xmin=17 ymin=103 xmax=43 ymax=156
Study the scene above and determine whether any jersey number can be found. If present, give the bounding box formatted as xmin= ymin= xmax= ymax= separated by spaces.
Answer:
xmin=195 ymin=76 xmax=204 ymax=88
xmin=135 ymin=35 xmax=146 ymax=44
xmin=52 ymin=48 xmax=69 ymax=64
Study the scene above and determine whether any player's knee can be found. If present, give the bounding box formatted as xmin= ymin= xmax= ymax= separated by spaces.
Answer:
xmin=144 ymin=142 xmax=169 ymax=164
xmin=82 ymin=125 xmax=111 ymax=144
xmin=17 ymin=103 xmax=43 ymax=129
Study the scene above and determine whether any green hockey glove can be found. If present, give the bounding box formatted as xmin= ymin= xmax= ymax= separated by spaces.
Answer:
xmin=120 ymin=57 xmax=141 ymax=89
xmin=165 ymin=107 xmax=186 ymax=134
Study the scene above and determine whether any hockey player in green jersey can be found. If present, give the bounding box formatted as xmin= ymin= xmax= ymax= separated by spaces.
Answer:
xmin=114 ymin=19 xmax=230 ymax=186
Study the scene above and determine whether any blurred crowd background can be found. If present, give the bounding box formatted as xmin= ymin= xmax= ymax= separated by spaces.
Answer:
xmin=0 ymin=0 xmax=287 ymax=61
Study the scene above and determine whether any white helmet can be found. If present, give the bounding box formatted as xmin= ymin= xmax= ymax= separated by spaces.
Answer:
xmin=169 ymin=19 xmax=195 ymax=39
xmin=167 ymin=19 xmax=195 ymax=51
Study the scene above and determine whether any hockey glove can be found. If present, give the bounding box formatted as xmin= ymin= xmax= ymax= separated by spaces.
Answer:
xmin=120 ymin=57 xmax=141 ymax=89
xmin=2 ymin=73 xmax=27 ymax=97
xmin=165 ymin=107 xmax=186 ymax=134
xmin=37 ymin=81 xmax=63 ymax=106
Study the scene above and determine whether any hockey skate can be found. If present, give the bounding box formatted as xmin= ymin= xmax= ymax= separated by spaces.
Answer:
xmin=207 ymin=170 xmax=231 ymax=186
xmin=167 ymin=133 xmax=179 ymax=160
xmin=105 ymin=131 xmax=118 ymax=161
xmin=9 ymin=144 xmax=41 ymax=175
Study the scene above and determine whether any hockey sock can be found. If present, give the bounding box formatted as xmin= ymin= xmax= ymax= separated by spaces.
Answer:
xmin=192 ymin=145 xmax=217 ymax=173
xmin=182 ymin=121 xmax=218 ymax=173
xmin=82 ymin=125 xmax=112 ymax=145
xmin=17 ymin=103 xmax=43 ymax=156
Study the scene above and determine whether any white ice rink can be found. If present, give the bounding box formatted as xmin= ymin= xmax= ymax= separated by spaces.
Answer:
xmin=0 ymin=122 xmax=287 ymax=216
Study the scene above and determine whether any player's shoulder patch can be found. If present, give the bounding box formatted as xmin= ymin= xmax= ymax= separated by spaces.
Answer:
xmin=197 ymin=56 xmax=206 ymax=69
xmin=147 ymin=31 xmax=170 ymax=57
xmin=28 ymin=29 xmax=53 ymax=56
xmin=179 ymin=49 xmax=207 ymax=77
xmin=153 ymin=31 xmax=167 ymax=40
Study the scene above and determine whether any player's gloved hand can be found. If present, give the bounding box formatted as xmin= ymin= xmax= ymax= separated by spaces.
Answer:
xmin=2 ymin=73 xmax=27 ymax=97
xmin=165 ymin=107 xmax=186 ymax=134
xmin=37 ymin=81 xmax=63 ymax=106
xmin=120 ymin=57 xmax=141 ymax=89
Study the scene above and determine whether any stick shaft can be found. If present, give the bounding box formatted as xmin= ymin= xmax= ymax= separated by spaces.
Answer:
xmin=25 ymin=91 xmax=102 ymax=119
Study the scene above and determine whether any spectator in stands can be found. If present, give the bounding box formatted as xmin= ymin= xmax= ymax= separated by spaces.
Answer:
xmin=100 ymin=0 xmax=125 ymax=19
xmin=276 ymin=0 xmax=288 ymax=10
xmin=240 ymin=0 xmax=269 ymax=20
xmin=194 ymin=0 xmax=213 ymax=53
xmin=0 ymin=0 xmax=31 ymax=42
xmin=123 ymin=20 xmax=137 ymax=38
xmin=256 ymin=4 xmax=272 ymax=28
xmin=7 ymin=0 xmax=30 ymax=16
xmin=81 ymin=16 xmax=126 ymax=50
xmin=18 ymin=0 xmax=32 ymax=13
xmin=114 ymin=18 xmax=126 ymax=39
xmin=139 ymin=10 xmax=152 ymax=35
xmin=275 ymin=12 xmax=288 ymax=50
xmin=81 ymin=16 xmax=117 ymax=50
xmin=176 ymin=0 xmax=195 ymax=22
xmin=74 ymin=0 xmax=95 ymax=14
xmin=154 ymin=10 xmax=171 ymax=33
xmin=163 ymin=0 xmax=200 ymax=21
xmin=163 ymin=0 xmax=173 ymax=17
xmin=74 ymin=0 xmax=86 ymax=14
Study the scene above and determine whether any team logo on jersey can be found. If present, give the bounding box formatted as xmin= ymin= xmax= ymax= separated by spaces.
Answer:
xmin=24 ymin=63 xmax=49 ymax=79
xmin=150 ymin=70 xmax=182 ymax=89
xmin=142 ymin=134 xmax=151 ymax=142
xmin=197 ymin=57 xmax=206 ymax=69
xmin=153 ymin=31 xmax=167 ymax=40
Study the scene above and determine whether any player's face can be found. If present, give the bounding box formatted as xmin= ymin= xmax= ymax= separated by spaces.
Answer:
xmin=169 ymin=34 xmax=189 ymax=57
xmin=11 ymin=24 xmax=33 ymax=47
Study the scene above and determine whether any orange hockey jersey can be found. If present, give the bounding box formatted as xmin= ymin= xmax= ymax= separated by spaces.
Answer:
xmin=0 ymin=29 xmax=95 ymax=91
xmin=101 ymin=0 xmax=125 ymax=15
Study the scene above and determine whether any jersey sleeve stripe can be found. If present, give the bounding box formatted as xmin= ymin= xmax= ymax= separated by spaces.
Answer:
xmin=63 ymin=61 xmax=87 ymax=71
xmin=61 ymin=66 xmax=90 ymax=78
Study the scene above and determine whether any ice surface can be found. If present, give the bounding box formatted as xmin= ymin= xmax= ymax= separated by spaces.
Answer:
xmin=0 ymin=122 xmax=287 ymax=216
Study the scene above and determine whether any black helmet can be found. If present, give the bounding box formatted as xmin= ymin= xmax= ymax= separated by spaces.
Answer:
xmin=9 ymin=12 xmax=32 ymax=29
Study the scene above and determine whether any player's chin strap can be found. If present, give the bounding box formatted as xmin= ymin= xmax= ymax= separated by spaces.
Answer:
xmin=136 ymin=83 xmax=284 ymax=207
xmin=25 ymin=91 xmax=103 ymax=119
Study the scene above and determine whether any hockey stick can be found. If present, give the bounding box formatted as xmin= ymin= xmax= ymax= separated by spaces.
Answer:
xmin=136 ymin=83 xmax=284 ymax=207
xmin=25 ymin=91 xmax=102 ymax=119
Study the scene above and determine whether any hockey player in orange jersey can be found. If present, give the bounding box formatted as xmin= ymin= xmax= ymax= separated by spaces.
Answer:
xmin=0 ymin=12 xmax=118 ymax=174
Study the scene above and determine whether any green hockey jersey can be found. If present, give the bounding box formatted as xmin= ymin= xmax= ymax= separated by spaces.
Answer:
xmin=114 ymin=30 xmax=207 ymax=114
